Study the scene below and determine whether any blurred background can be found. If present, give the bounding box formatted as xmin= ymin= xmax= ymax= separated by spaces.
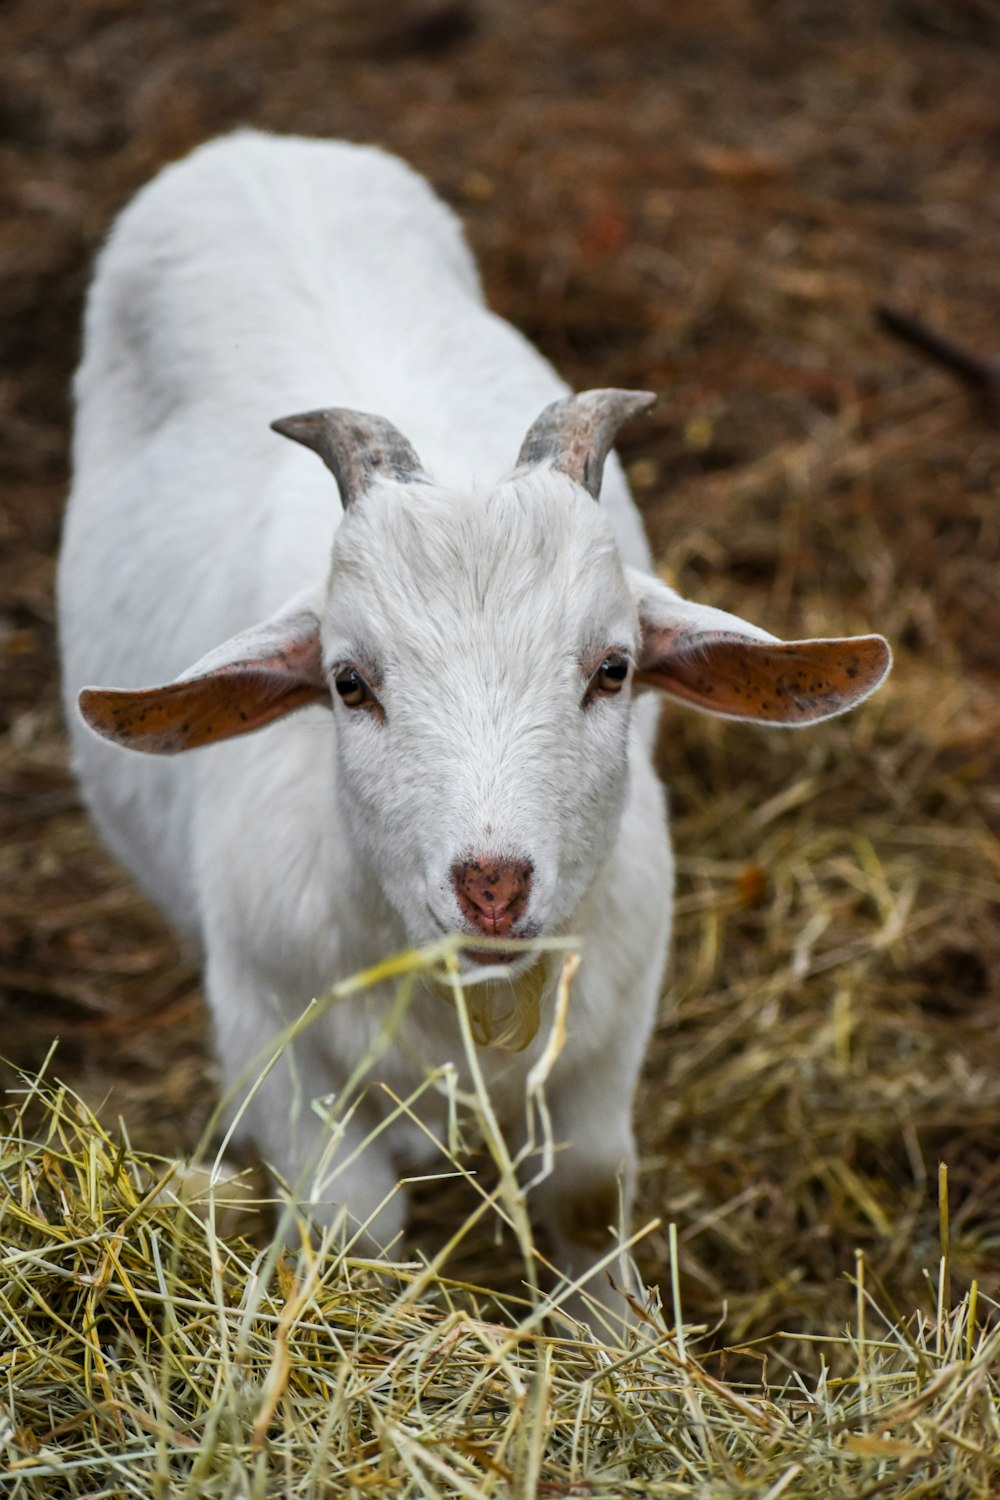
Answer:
xmin=2 ymin=0 xmax=999 ymax=1356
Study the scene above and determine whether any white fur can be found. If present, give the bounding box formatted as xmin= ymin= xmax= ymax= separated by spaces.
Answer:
xmin=59 ymin=131 xmax=887 ymax=1321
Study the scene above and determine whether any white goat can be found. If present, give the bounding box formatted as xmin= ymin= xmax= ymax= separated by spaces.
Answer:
xmin=59 ymin=130 xmax=890 ymax=1319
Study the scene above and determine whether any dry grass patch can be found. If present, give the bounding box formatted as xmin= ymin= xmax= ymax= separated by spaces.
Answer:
xmin=3 ymin=973 xmax=1000 ymax=1498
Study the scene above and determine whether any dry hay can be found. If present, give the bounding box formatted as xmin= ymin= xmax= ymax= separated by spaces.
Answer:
xmin=3 ymin=982 xmax=1000 ymax=1499
xmin=2 ymin=0 xmax=1000 ymax=1492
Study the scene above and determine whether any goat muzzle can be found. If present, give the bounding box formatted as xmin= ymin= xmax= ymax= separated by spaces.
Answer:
xmin=451 ymin=857 xmax=533 ymax=941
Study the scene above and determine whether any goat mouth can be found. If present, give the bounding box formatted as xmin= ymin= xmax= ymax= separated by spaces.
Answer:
xmin=426 ymin=907 xmax=540 ymax=966
xmin=461 ymin=947 xmax=520 ymax=968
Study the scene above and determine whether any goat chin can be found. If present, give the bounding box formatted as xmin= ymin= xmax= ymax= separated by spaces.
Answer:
xmin=427 ymin=953 xmax=555 ymax=1052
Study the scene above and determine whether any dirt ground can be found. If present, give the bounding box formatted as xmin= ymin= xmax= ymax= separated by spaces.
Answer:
xmin=2 ymin=0 xmax=1000 ymax=1355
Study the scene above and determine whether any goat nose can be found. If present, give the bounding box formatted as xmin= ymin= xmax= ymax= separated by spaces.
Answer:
xmin=451 ymin=858 xmax=533 ymax=937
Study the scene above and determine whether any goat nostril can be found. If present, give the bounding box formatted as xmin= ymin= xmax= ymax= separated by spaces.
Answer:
xmin=451 ymin=857 xmax=533 ymax=935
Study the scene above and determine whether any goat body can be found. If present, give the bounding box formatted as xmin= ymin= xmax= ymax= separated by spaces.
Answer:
xmin=59 ymin=131 xmax=890 ymax=1319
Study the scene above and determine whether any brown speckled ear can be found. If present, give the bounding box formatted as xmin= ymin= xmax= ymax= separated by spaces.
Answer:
xmin=637 ymin=628 xmax=892 ymax=725
xmin=79 ymin=608 xmax=326 ymax=754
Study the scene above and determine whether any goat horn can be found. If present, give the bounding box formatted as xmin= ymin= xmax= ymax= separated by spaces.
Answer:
xmin=271 ymin=408 xmax=427 ymax=509
xmin=516 ymin=388 xmax=656 ymax=500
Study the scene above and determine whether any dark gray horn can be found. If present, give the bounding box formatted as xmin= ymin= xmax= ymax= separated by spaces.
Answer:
xmin=270 ymin=407 xmax=428 ymax=509
xmin=516 ymin=388 xmax=656 ymax=500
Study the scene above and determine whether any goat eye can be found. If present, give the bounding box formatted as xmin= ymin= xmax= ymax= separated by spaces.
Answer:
xmin=334 ymin=669 xmax=369 ymax=708
xmin=594 ymin=654 xmax=630 ymax=696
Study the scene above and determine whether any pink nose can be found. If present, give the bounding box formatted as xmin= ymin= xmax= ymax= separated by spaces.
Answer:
xmin=452 ymin=858 xmax=533 ymax=937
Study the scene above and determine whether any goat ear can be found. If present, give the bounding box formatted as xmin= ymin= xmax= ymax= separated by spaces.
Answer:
xmin=630 ymin=571 xmax=891 ymax=725
xmin=78 ymin=597 xmax=327 ymax=754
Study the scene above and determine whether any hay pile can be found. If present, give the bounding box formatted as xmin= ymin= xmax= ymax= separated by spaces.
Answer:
xmin=3 ymin=1011 xmax=1000 ymax=1498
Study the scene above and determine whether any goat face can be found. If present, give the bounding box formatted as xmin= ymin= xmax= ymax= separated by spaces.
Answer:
xmin=323 ymin=471 xmax=639 ymax=964
xmin=77 ymin=389 xmax=890 ymax=983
